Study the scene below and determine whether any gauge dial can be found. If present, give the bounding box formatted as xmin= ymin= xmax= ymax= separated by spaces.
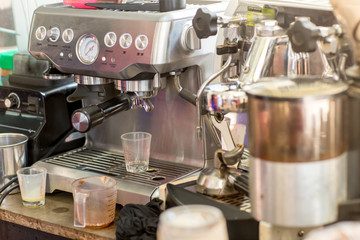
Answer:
xmin=76 ymin=34 xmax=100 ymax=65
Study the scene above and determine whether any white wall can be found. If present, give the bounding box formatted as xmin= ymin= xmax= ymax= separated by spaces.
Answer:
xmin=0 ymin=0 xmax=11 ymax=10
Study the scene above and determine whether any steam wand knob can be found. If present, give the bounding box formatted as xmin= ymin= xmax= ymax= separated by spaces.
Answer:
xmin=287 ymin=17 xmax=319 ymax=53
xmin=192 ymin=8 xmax=218 ymax=39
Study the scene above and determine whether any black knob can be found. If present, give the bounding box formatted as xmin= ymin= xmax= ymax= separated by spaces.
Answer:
xmin=287 ymin=17 xmax=319 ymax=53
xmin=192 ymin=8 xmax=218 ymax=39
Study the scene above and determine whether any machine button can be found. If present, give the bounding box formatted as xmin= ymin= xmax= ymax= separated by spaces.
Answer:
xmin=119 ymin=33 xmax=132 ymax=49
xmin=62 ymin=28 xmax=74 ymax=43
xmin=48 ymin=27 xmax=61 ymax=42
xmin=104 ymin=32 xmax=117 ymax=47
xmin=4 ymin=93 xmax=20 ymax=109
xmin=135 ymin=34 xmax=148 ymax=51
xmin=35 ymin=26 xmax=47 ymax=41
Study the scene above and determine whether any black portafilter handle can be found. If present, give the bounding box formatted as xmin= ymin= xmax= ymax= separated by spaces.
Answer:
xmin=71 ymin=94 xmax=132 ymax=133
xmin=192 ymin=8 xmax=218 ymax=39
xmin=287 ymin=17 xmax=320 ymax=53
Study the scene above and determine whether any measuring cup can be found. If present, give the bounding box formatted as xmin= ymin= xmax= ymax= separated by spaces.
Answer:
xmin=72 ymin=176 xmax=117 ymax=229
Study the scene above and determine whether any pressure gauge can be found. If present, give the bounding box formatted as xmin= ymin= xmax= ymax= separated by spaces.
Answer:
xmin=76 ymin=34 xmax=100 ymax=65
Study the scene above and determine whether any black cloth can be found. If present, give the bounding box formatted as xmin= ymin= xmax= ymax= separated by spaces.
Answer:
xmin=116 ymin=198 xmax=163 ymax=240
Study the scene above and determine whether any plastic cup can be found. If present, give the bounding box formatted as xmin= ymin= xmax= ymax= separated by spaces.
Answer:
xmin=157 ymin=205 xmax=229 ymax=240
xmin=121 ymin=132 xmax=152 ymax=173
xmin=16 ymin=166 xmax=47 ymax=207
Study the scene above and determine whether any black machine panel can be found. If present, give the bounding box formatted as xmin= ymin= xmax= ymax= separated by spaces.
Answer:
xmin=0 ymin=75 xmax=85 ymax=165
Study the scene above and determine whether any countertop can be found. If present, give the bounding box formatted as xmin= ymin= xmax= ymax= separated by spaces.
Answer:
xmin=0 ymin=191 xmax=120 ymax=240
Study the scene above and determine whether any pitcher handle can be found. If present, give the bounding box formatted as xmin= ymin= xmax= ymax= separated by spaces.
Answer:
xmin=74 ymin=192 xmax=89 ymax=227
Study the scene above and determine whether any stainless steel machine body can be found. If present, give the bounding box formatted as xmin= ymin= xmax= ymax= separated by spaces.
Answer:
xmin=213 ymin=0 xmax=337 ymax=82
xmin=239 ymin=20 xmax=335 ymax=84
xmin=28 ymin=2 xmax=227 ymax=204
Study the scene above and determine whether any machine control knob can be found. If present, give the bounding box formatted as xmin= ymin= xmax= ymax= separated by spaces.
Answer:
xmin=35 ymin=26 xmax=47 ymax=41
xmin=287 ymin=17 xmax=319 ymax=53
xmin=62 ymin=28 xmax=74 ymax=43
xmin=181 ymin=23 xmax=201 ymax=52
xmin=119 ymin=33 xmax=132 ymax=49
xmin=135 ymin=34 xmax=148 ymax=51
xmin=48 ymin=27 xmax=61 ymax=42
xmin=192 ymin=8 xmax=218 ymax=39
xmin=104 ymin=32 xmax=117 ymax=47
xmin=4 ymin=93 xmax=20 ymax=109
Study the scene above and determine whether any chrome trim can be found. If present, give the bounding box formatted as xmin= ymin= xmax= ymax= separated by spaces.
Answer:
xmin=74 ymin=75 xmax=113 ymax=85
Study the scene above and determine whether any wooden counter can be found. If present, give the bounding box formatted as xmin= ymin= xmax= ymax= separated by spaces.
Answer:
xmin=0 ymin=191 xmax=120 ymax=240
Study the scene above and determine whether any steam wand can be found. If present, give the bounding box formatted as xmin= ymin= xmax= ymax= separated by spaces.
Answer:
xmin=195 ymin=55 xmax=232 ymax=140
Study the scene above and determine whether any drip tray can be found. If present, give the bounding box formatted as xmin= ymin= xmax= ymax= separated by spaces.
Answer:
xmin=34 ymin=147 xmax=201 ymax=205
xmin=210 ymin=193 xmax=251 ymax=213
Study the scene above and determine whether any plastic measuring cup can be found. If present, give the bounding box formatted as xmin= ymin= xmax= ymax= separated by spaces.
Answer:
xmin=121 ymin=132 xmax=152 ymax=173
xmin=72 ymin=176 xmax=117 ymax=229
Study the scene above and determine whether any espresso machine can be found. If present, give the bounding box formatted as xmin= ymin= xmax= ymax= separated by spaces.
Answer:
xmin=28 ymin=1 xmax=228 ymax=205
xmin=188 ymin=0 xmax=353 ymax=239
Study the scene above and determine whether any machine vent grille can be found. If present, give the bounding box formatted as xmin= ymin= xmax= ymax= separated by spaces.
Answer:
xmin=44 ymin=147 xmax=201 ymax=187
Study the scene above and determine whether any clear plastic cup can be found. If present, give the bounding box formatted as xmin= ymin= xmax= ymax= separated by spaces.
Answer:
xmin=157 ymin=205 xmax=229 ymax=240
xmin=121 ymin=132 xmax=152 ymax=173
xmin=16 ymin=166 xmax=47 ymax=207
xmin=72 ymin=176 xmax=117 ymax=229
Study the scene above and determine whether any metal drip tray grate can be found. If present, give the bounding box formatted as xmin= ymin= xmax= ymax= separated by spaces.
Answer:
xmin=211 ymin=193 xmax=251 ymax=213
xmin=44 ymin=147 xmax=201 ymax=187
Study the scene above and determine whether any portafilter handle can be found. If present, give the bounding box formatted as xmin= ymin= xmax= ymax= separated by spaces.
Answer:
xmin=71 ymin=94 xmax=132 ymax=133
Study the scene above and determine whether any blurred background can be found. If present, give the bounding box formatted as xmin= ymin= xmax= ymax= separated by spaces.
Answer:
xmin=0 ymin=0 xmax=16 ymax=50
xmin=0 ymin=0 xmax=61 ymax=52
